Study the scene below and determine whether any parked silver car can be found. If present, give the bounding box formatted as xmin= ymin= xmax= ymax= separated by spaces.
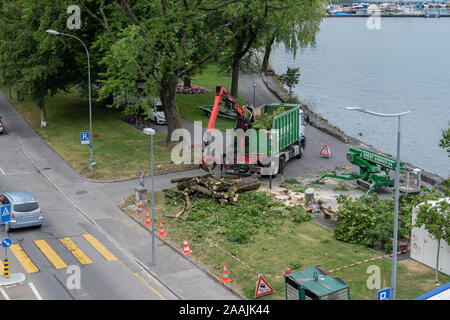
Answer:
xmin=0 ymin=192 xmax=43 ymax=229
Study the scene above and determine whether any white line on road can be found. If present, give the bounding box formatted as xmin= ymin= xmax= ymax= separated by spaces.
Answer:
xmin=0 ymin=167 xmax=5 ymax=175
xmin=0 ymin=287 xmax=11 ymax=300
xmin=28 ymin=282 xmax=43 ymax=300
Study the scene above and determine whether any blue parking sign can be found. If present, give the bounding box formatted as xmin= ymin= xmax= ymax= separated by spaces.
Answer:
xmin=1 ymin=204 xmax=11 ymax=224
xmin=81 ymin=132 xmax=90 ymax=145
xmin=377 ymin=288 xmax=391 ymax=300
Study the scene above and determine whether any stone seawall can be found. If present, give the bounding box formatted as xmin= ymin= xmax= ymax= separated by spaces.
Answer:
xmin=259 ymin=66 xmax=446 ymax=188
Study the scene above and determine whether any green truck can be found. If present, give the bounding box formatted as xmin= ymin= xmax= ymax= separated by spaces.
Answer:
xmin=221 ymin=103 xmax=309 ymax=177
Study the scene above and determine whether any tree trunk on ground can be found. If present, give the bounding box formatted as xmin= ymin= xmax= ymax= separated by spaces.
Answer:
xmin=160 ymin=72 xmax=182 ymax=145
xmin=38 ymin=96 xmax=47 ymax=127
xmin=183 ymin=76 xmax=191 ymax=88
xmin=261 ymin=37 xmax=275 ymax=72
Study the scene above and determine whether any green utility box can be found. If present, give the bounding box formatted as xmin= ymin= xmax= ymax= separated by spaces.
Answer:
xmin=285 ymin=266 xmax=350 ymax=300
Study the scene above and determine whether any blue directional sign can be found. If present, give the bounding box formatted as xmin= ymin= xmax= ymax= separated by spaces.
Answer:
xmin=377 ymin=287 xmax=391 ymax=300
xmin=1 ymin=237 xmax=11 ymax=248
xmin=81 ymin=132 xmax=90 ymax=145
xmin=1 ymin=204 xmax=11 ymax=224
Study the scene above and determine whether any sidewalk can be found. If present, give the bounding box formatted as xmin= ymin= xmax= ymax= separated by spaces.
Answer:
xmin=0 ymin=90 xmax=243 ymax=300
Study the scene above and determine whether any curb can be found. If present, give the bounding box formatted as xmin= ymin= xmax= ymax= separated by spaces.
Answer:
xmin=118 ymin=205 xmax=247 ymax=300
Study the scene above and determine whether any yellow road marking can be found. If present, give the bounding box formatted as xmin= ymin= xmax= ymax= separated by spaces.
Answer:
xmin=10 ymin=244 xmax=39 ymax=273
xmin=59 ymin=237 xmax=93 ymax=265
xmin=82 ymin=234 xmax=117 ymax=262
xmin=34 ymin=240 xmax=67 ymax=269
xmin=118 ymin=260 xmax=167 ymax=300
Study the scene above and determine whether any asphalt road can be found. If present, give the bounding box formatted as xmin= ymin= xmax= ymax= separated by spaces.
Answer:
xmin=0 ymin=125 xmax=180 ymax=300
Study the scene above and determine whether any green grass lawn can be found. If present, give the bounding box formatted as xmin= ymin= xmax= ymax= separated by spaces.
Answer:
xmin=123 ymin=189 xmax=450 ymax=300
xmin=176 ymin=63 xmax=246 ymax=131
xmin=0 ymin=86 xmax=196 ymax=180
xmin=1 ymin=62 xmax=246 ymax=180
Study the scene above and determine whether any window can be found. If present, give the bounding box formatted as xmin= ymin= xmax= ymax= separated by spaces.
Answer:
xmin=14 ymin=202 xmax=39 ymax=212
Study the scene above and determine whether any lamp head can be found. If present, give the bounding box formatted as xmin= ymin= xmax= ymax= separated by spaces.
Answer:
xmin=46 ymin=29 xmax=61 ymax=35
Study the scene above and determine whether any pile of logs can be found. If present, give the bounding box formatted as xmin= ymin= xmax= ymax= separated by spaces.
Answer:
xmin=165 ymin=173 xmax=261 ymax=218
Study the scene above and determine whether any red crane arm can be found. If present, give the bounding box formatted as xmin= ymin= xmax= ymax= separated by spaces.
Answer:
xmin=206 ymin=84 xmax=243 ymax=133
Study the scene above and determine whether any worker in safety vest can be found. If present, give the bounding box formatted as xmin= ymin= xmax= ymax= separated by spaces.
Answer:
xmin=240 ymin=105 xmax=253 ymax=130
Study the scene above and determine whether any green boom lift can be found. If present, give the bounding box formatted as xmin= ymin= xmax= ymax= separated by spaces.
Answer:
xmin=314 ymin=147 xmax=424 ymax=196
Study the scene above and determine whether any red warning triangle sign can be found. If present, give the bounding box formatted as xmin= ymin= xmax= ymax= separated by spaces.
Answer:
xmin=254 ymin=274 xmax=274 ymax=298
xmin=319 ymin=144 xmax=331 ymax=157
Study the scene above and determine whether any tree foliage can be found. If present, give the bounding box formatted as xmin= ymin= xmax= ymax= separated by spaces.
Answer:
xmin=278 ymin=67 xmax=300 ymax=98
xmin=439 ymin=122 xmax=450 ymax=157
xmin=334 ymin=191 xmax=446 ymax=253
xmin=414 ymin=198 xmax=449 ymax=283
xmin=0 ymin=0 xmax=81 ymax=126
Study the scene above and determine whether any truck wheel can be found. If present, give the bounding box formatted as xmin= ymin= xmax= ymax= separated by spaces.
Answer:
xmin=296 ymin=140 xmax=304 ymax=159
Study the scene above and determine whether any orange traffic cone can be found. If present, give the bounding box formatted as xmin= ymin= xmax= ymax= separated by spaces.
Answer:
xmin=182 ymin=237 xmax=192 ymax=255
xmin=145 ymin=210 xmax=152 ymax=226
xmin=220 ymin=263 xmax=232 ymax=283
xmin=158 ymin=220 xmax=167 ymax=237
xmin=137 ymin=200 xmax=143 ymax=214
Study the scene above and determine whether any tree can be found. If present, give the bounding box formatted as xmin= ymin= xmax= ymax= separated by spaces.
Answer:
xmin=81 ymin=0 xmax=265 ymax=144
xmin=0 ymin=0 xmax=81 ymax=127
xmin=261 ymin=0 xmax=327 ymax=73
xmin=439 ymin=122 xmax=450 ymax=157
xmin=278 ymin=67 xmax=300 ymax=98
xmin=206 ymin=1 xmax=326 ymax=98
xmin=414 ymin=199 xmax=450 ymax=284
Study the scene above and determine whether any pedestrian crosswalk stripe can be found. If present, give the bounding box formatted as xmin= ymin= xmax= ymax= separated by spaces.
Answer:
xmin=10 ymin=244 xmax=39 ymax=273
xmin=82 ymin=234 xmax=117 ymax=262
xmin=34 ymin=240 xmax=68 ymax=270
xmin=60 ymin=237 xmax=93 ymax=265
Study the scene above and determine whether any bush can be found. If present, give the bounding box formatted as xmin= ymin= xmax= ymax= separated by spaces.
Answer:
xmin=334 ymin=191 xmax=446 ymax=253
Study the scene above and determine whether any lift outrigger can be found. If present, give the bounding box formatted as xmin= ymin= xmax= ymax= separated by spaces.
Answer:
xmin=314 ymin=146 xmax=427 ymax=196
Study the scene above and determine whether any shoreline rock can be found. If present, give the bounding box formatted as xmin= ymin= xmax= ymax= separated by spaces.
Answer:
xmin=258 ymin=59 xmax=446 ymax=187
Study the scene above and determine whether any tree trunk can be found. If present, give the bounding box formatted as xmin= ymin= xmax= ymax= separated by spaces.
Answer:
xmin=160 ymin=72 xmax=182 ymax=145
xmin=230 ymin=27 xmax=257 ymax=98
xmin=261 ymin=37 xmax=275 ymax=72
xmin=38 ymin=96 xmax=47 ymax=127
xmin=231 ymin=55 xmax=241 ymax=98
xmin=435 ymin=238 xmax=441 ymax=284
xmin=183 ymin=76 xmax=191 ymax=88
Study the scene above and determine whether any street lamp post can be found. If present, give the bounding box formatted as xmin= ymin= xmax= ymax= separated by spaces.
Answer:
xmin=345 ymin=106 xmax=410 ymax=300
xmin=143 ymin=127 xmax=156 ymax=266
xmin=46 ymin=30 xmax=94 ymax=178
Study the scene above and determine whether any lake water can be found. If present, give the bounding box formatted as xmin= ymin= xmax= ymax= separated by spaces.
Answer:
xmin=270 ymin=17 xmax=450 ymax=178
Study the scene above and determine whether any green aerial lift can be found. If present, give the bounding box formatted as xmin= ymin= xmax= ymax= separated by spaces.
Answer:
xmin=314 ymin=146 xmax=425 ymax=196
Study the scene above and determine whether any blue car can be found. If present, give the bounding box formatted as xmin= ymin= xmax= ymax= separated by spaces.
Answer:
xmin=0 ymin=192 xmax=43 ymax=229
